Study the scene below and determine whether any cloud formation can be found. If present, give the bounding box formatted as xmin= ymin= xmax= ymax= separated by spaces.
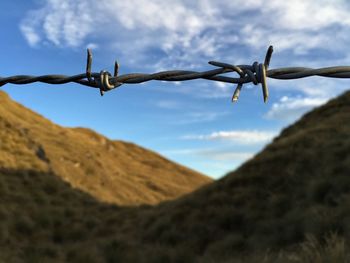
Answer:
xmin=264 ymin=95 xmax=329 ymax=122
xmin=161 ymin=147 xmax=255 ymax=177
xmin=20 ymin=0 xmax=95 ymax=47
xmin=164 ymin=148 xmax=253 ymax=161
xmin=19 ymin=0 xmax=350 ymax=100
xmin=20 ymin=1 xmax=350 ymax=62
xmin=182 ymin=130 xmax=277 ymax=144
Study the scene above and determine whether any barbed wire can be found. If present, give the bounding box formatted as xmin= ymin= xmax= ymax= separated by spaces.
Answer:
xmin=1 ymin=45 xmax=350 ymax=102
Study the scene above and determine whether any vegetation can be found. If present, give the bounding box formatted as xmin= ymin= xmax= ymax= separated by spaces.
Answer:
xmin=0 ymin=90 xmax=349 ymax=262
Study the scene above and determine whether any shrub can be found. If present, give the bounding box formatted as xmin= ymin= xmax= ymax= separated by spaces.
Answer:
xmin=66 ymin=248 xmax=99 ymax=263
xmin=291 ymin=232 xmax=348 ymax=263
xmin=311 ymin=180 xmax=333 ymax=204
xmin=104 ymin=240 xmax=127 ymax=263
xmin=14 ymin=216 xmax=34 ymax=236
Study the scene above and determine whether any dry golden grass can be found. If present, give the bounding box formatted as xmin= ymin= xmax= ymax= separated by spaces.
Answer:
xmin=0 ymin=91 xmax=211 ymax=205
xmin=0 ymin=90 xmax=349 ymax=262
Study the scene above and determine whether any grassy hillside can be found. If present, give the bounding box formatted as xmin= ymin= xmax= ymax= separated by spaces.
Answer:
xmin=124 ymin=89 xmax=349 ymax=261
xmin=0 ymin=91 xmax=211 ymax=205
xmin=0 ymin=90 xmax=349 ymax=262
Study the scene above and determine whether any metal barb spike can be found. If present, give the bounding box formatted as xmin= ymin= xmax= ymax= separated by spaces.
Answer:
xmin=260 ymin=64 xmax=269 ymax=103
xmin=114 ymin=61 xmax=119 ymax=77
xmin=86 ymin=49 xmax=92 ymax=83
xmin=264 ymin=45 xmax=274 ymax=69
xmin=232 ymin=83 xmax=242 ymax=102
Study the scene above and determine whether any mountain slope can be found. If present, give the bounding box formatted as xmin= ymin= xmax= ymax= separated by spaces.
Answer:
xmin=0 ymin=90 xmax=349 ymax=262
xmin=126 ymin=89 xmax=350 ymax=258
xmin=0 ymin=91 xmax=211 ymax=205
xmin=116 ymin=90 xmax=350 ymax=261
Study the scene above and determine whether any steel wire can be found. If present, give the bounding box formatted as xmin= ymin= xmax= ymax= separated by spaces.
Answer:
xmin=1 ymin=46 xmax=350 ymax=102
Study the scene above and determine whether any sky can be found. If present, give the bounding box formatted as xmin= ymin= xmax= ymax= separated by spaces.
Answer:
xmin=1 ymin=0 xmax=349 ymax=179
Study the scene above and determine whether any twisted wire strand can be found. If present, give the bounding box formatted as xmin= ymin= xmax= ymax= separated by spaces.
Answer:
xmin=1 ymin=45 xmax=350 ymax=102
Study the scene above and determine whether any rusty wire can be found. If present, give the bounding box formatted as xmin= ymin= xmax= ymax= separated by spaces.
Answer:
xmin=1 ymin=45 xmax=350 ymax=102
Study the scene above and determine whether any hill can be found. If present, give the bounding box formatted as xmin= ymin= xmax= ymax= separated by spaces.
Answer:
xmin=0 ymin=90 xmax=349 ymax=262
xmin=0 ymin=91 xmax=211 ymax=205
xmin=128 ymin=89 xmax=349 ymax=261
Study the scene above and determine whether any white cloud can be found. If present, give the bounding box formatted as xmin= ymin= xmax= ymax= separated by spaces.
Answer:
xmin=264 ymin=1 xmax=350 ymax=30
xmin=19 ymin=0 xmax=350 ymax=101
xmin=155 ymin=100 xmax=180 ymax=110
xmin=265 ymin=95 xmax=329 ymax=122
xmin=161 ymin=147 xmax=256 ymax=177
xmin=20 ymin=0 xmax=219 ymax=52
xmin=197 ymin=149 xmax=253 ymax=161
xmin=177 ymin=111 xmax=229 ymax=124
xmin=153 ymin=100 xmax=229 ymax=123
xmin=214 ymin=81 xmax=231 ymax=91
xmin=20 ymin=24 xmax=41 ymax=47
xmin=86 ymin=43 xmax=99 ymax=50
xmin=163 ymin=148 xmax=254 ymax=161
xmin=182 ymin=130 xmax=277 ymax=144
xmin=19 ymin=0 xmax=350 ymax=76
xmin=20 ymin=0 xmax=96 ymax=47
xmin=237 ymin=0 xmax=350 ymax=53
xmin=20 ymin=0 xmax=350 ymax=59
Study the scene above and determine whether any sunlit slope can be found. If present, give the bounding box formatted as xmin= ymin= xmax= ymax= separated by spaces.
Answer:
xmin=0 ymin=91 xmax=211 ymax=205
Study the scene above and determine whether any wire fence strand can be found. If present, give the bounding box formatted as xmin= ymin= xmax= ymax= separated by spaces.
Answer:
xmin=1 ymin=46 xmax=350 ymax=102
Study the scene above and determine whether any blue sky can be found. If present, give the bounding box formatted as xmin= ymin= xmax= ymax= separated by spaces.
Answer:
xmin=1 ymin=0 xmax=349 ymax=178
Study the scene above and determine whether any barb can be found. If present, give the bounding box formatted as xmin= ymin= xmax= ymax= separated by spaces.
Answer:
xmin=1 ymin=45 xmax=350 ymax=103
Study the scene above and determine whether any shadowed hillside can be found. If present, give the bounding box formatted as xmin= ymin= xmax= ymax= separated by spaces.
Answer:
xmin=0 ymin=90 xmax=349 ymax=262
xmin=86 ymin=90 xmax=347 ymax=262
xmin=124 ymin=90 xmax=349 ymax=261
xmin=0 ymin=91 xmax=211 ymax=205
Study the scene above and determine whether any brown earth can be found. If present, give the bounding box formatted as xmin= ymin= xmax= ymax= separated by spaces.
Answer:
xmin=0 ymin=91 xmax=211 ymax=205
